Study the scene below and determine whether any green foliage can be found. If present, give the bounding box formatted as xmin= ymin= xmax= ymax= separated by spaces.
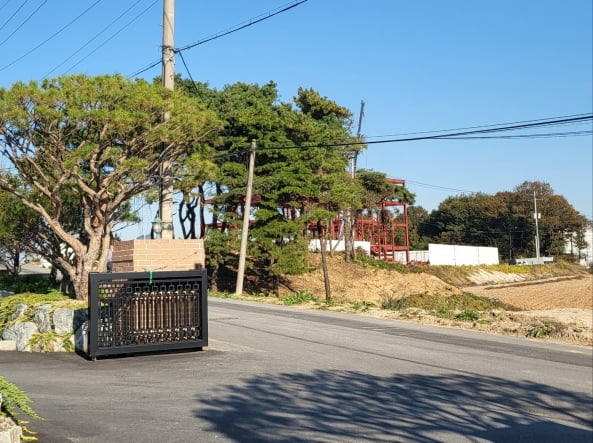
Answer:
xmin=0 ymin=74 xmax=221 ymax=299
xmin=208 ymin=291 xmax=233 ymax=299
xmin=352 ymin=301 xmax=374 ymax=312
xmin=0 ymin=274 xmax=55 ymax=295
xmin=455 ymin=308 xmax=481 ymax=322
xmin=29 ymin=332 xmax=74 ymax=353
xmin=526 ymin=319 xmax=562 ymax=338
xmin=354 ymin=255 xmax=425 ymax=273
xmin=422 ymin=181 xmax=587 ymax=260
xmin=0 ymin=292 xmax=70 ymax=337
xmin=380 ymin=291 xmax=511 ymax=315
xmin=281 ymin=291 xmax=318 ymax=305
xmin=0 ymin=375 xmax=43 ymax=424
xmin=380 ymin=294 xmax=400 ymax=310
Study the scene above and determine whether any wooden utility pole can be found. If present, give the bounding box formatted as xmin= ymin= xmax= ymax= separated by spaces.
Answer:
xmin=533 ymin=191 xmax=541 ymax=263
xmin=345 ymin=100 xmax=365 ymax=261
xmin=353 ymin=100 xmax=365 ymax=177
xmin=160 ymin=0 xmax=175 ymax=239
xmin=235 ymin=140 xmax=256 ymax=295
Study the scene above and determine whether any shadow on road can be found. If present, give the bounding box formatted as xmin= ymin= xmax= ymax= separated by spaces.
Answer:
xmin=194 ymin=370 xmax=593 ymax=442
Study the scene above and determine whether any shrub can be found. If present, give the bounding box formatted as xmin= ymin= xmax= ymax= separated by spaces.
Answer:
xmin=455 ymin=308 xmax=481 ymax=322
xmin=0 ymin=274 xmax=55 ymax=295
xmin=0 ymin=375 xmax=43 ymax=440
xmin=282 ymin=291 xmax=317 ymax=306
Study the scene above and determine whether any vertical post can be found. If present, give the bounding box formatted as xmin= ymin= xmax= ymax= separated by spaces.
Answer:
xmin=235 ymin=140 xmax=256 ymax=295
xmin=160 ymin=0 xmax=175 ymax=239
xmin=533 ymin=191 xmax=541 ymax=263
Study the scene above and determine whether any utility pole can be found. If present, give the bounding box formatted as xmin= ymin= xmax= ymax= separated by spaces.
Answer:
xmin=235 ymin=140 xmax=256 ymax=295
xmin=351 ymin=100 xmax=365 ymax=178
xmin=160 ymin=0 xmax=175 ymax=239
xmin=533 ymin=191 xmax=541 ymax=263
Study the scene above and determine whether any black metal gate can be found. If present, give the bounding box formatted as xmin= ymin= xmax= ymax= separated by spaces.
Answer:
xmin=87 ymin=269 xmax=208 ymax=359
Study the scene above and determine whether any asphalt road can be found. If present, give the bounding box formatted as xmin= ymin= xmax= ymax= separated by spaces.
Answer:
xmin=1 ymin=298 xmax=592 ymax=442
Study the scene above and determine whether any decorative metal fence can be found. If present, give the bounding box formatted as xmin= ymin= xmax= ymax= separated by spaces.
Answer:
xmin=87 ymin=269 xmax=208 ymax=359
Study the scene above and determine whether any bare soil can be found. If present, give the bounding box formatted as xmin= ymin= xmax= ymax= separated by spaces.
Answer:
xmin=273 ymin=255 xmax=593 ymax=346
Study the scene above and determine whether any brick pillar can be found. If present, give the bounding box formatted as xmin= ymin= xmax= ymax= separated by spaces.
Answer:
xmin=111 ymin=239 xmax=205 ymax=273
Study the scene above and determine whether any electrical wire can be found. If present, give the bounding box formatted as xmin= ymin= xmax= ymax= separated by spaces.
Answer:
xmin=177 ymin=50 xmax=203 ymax=99
xmin=365 ymin=113 xmax=592 ymax=139
xmin=405 ymin=180 xmax=477 ymax=194
xmin=178 ymin=0 xmax=308 ymax=52
xmin=428 ymin=130 xmax=592 ymax=140
xmin=42 ymin=0 xmax=148 ymax=79
xmin=0 ymin=0 xmax=104 ymax=73
xmin=59 ymin=0 xmax=159 ymax=76
xmin=128 ymin=0 xmax=308 ymax=78
xmin=0 ymin=0 xmax=31 ymax=33
xmin=0 ymin=0 xmax=13 ymax=13
xmin=0 ymin=0 xmax=46 ymax=47
xmin=253 ymin=114 xmax=593 ymax=152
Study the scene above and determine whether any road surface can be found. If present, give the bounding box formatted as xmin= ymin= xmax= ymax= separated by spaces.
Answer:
xmin=1 ymin=298 xmax=591 ymax=442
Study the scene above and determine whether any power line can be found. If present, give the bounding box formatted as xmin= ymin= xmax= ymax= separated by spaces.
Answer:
xmin=254 ymin=114 xmax=593 ymax=152
xmin=430 ymin=130 xmax=592 ymax=140
xmin=128 ymin=0 xmax=309 ymax=78
xmin=59 ymin=0 xmax=159 ymax=76
xmin=0 ymin=0 xmax=47 ymax=47
xmin=0 ymin=0 xmax=31 ymax=33
xmin=177 ymin=50 xmax=203 ymax=99
xmin=405 ymin=180 xmax=477 ymax=194
xmin=0 ymin=0 xmax=104 ymax=73
xmin=178 ymin=0 xmax=308 ymax=52
xmin=0 ymin=0 xmax=13 ymax=14
xmin=42 ymin=0 xmax=150 ymax=79
xmin=365 ymin=113 xmax=592 ymax=139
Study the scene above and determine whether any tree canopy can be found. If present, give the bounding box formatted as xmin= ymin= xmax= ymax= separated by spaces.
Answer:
xmin=416 ymin=181 xmax=587 ymax=259
xmin=0 ymin=74 xmax=221 ymax=298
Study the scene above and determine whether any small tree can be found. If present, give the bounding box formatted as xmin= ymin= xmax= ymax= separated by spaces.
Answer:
xmin=0 ymin=74 xmax=220 ymax=299
xmin=0 ymin=178 xmax=43 ymax=277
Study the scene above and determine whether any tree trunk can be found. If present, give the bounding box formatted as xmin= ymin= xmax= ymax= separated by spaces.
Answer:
xmin=209 ymin=264 xmax=220 ymax=292
xmin=317 ymin=220 xmax=331 ymax=302
xmin=344 ymin=211 xmax=352 ymax=262
xmin=67 ymin=231 xmax=111 ymax=300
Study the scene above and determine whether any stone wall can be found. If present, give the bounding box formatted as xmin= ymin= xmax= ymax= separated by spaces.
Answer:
xmin=0 ymin=303 xmax=87 ymax=353
xmin=111 ymin=239 xmax=205 ymax=272
xmin=0 ymin=412 xmax=22 ymax=443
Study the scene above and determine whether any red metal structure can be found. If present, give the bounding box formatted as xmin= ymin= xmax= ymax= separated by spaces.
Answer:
xmin=308 ymin=178 xmax=411 ymax=264
xmin=353 ymin=178 xmax=410 ymax=264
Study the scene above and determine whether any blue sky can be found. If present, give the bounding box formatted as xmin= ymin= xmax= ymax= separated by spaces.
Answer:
xmin=0 ymin=0 xmax=591 ymax=238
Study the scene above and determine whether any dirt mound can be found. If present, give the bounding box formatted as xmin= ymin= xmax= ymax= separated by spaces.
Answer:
xmin=281 ymin=255 xmax=462 ymax=303
xmin=276 ymin=254 xmax=592 ymax=346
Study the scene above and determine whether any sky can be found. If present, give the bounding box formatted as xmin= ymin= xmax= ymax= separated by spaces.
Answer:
xmin=0 ymin=0 xmax=591 ymax=239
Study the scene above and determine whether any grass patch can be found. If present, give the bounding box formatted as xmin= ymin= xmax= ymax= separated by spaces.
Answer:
xmin=455 ymin=308 xmax=480 ymax=322
xmin=208 ymin=291 xmax=234 ymax=299
xmin=526 ymin=319 xmax=564 ymax=338
xmin=281 ymin=291 xmax=318 ymax=306
xmin=354 ymin=255 xmax=426 ymax=274
xmin=352 ymin=301 xmax=374 ymax=312
xmin=380 ymin=291 xmax=514 ymax=318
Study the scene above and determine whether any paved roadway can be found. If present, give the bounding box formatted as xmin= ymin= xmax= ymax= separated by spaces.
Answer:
xmin=1 ymin=298 xmax=592 ymax=442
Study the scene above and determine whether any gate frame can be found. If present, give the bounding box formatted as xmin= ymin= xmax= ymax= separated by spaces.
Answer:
xmin=87 ymin=269 xmax=208 ymax=359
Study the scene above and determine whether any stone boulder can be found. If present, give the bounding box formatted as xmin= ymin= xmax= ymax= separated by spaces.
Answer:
xmin=2 ymin=322 xmax=39 ymax=352
xmin=33 ymin=304 xmax=52 ymax=333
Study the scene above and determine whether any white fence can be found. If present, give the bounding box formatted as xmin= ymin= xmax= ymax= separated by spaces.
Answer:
xmin=428 ymin=244 xmax=499 ymax=266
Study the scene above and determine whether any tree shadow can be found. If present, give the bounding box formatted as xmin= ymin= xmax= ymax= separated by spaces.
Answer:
xmin=194 ymin=371 xmax=592 ymax=442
